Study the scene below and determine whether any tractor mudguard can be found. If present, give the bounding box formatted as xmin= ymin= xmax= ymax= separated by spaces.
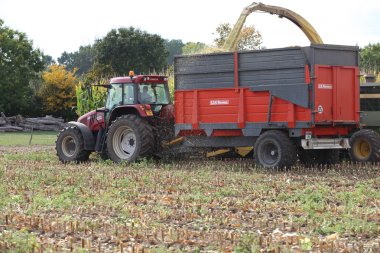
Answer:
xmin=67 ymin=121 xmax=95 ymax=150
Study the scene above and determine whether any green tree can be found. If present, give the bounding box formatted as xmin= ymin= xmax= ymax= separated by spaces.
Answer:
xmin=182 ymin=42 xmax=208 ymax=55
xmin=360 ymin=43 xmax=380 ymax=75
xmin=58 ymin=45 xmax=95 ymax=75
xmin=42 ymin=55 xmax=55 ymax=66
xmin=0 ymin=19 xmax=44 ymax=116
xmin=213 ymin=23 xmax=262 ymax=50
xmin=95 ymin=27 xmax=168 ymax=75
xmin=164 ymin=39 xmax=184 ymax=65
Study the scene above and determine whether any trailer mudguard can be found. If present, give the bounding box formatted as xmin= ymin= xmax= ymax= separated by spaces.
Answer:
xmin=68 ymin=121 xmax=96 ymax=150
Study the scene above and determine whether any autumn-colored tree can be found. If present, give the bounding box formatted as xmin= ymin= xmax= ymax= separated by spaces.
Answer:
xmin=213 ymin=23 xmax=262 ymax=51
xmin=38 ymin=65 xmax=78 ymax=120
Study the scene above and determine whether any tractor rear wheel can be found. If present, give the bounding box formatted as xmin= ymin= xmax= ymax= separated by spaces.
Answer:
xmin=349 ymin=129 xmax=380 ymax=162
xmin=106 ymin=114 xmax=154 ymax=163
xmin=254 ymin=130 xmax=296 ymax=168
xmin=56 ymin=126 xmax=90 ymax=163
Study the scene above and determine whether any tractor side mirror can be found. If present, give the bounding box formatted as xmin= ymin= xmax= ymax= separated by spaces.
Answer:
xmin=96 ymin=108 xmax=109 ymax=113
xmin=93 ymin=84 xmax=112 ymax=89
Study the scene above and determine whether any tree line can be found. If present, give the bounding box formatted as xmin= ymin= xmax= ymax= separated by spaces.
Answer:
xmin=0 ymin=18 xmax=379 ymax=120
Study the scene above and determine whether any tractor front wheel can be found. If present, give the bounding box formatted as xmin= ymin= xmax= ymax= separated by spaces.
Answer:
xmin=254 ymin=130 xmax=296 ymax=169
xmin=56 ymin=126 xmax=90 ymax=163
xmin=106 ymin=115 xmax=154 ymax=163
xmin=349 ymin=129 xmax=380 ymax=162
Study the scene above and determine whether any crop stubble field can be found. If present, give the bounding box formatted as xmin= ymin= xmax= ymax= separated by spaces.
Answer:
xmin=0 ymin=133 xmax=380 ymax=252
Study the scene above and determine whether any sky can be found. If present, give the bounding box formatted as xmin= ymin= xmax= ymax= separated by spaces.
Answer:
xmin=1 ymin=0 xmax=380 ymax=60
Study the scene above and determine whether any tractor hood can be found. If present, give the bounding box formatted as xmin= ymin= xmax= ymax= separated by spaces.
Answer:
xmin=78 ymin=109 xmax=105 ymax=131
xmin=78 ymin=110 xmax=96 ymax=125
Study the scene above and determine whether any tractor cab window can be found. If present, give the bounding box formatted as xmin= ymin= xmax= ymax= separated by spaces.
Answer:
xmin=106 ymin=84 xmax=122 ymax=110
xmin=360 ymin=85 xmax=380 ymax=111
xmin=123 ymin=84 xmax=135 ymax=104
xmin=106 ymin=83 xmax=135 ymax=110
xmin=138 ymin=83 xmax=169 ymax=104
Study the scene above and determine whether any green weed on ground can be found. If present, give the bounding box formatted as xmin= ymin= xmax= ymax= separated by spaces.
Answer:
xmin=0 ymin=147 xmax=379 ymax=252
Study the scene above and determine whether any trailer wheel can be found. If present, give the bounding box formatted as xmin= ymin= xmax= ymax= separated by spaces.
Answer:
xmin=349 ymin=129 xmax=380 ymax=162
xmin=56 ymin=126 xmax=90 ymax=163
xmin=299 ymin=149 xmax=340 ymax=166
xmin=106 ymin=114 xmax=154 ymax=163
xmin=254 ymin=130 xmax=296 ymax=168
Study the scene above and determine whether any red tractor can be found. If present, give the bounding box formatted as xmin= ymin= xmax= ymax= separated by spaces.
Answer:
xmin=56 ymin=73 xmax=174 ymax=163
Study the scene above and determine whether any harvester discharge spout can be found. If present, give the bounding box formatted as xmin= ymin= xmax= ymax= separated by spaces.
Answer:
xmin=222 ymin=2 xmax=324 ymax=51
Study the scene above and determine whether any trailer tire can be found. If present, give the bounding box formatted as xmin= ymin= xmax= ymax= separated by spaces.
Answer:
xmin=56 ymin=126 xmax=91 ymax=163
xmin=254 ymin=130 xmax=296 ymax=168
xmin=106 ymin=114 xmax=154 ymax=163
xmin=349 ymin=129 xmax=380 ymax=162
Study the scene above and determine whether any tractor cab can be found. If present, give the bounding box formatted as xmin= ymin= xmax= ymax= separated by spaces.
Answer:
xmin=77 ymin=73 xmax=171 ymax=132
xmin=102 ymin=73 xmax=173 ymax=132
xmin=106 ymin=73 xmax=170 ymax=117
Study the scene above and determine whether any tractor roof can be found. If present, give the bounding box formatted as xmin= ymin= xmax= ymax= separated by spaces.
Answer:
xmin=110 ymin=75 xmax=167 ymax=84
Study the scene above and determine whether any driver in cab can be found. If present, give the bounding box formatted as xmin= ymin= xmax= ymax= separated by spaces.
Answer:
xmin=139 ymin=86 xmax=152 ymax=103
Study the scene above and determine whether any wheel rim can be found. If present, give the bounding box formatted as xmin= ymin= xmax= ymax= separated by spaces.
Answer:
xmin=259 ymin=140 xmax=280 ymax=166
xmin=353 ymin=138 xmax=371 ymax=160
xmin=62 ymin=136 xmax=77 ymax=157
xmin=112 ymin=126 xmax=137 ymax=160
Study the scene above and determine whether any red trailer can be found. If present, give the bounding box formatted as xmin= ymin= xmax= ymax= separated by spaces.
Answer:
xmin=173 ymin=44 xmax=359 ymax=167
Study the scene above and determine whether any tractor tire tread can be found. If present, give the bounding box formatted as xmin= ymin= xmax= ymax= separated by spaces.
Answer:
xmin=56 ymin=126 xmax=90 ymax=163
xmin=106 ymin=114 xmax=154 ymax=162
xmin=349 ymin=129 xmax=380 ymax=162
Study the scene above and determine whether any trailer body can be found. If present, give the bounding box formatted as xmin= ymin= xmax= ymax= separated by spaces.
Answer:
xmin=173 ymin=44 xmax=359 ymax=164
